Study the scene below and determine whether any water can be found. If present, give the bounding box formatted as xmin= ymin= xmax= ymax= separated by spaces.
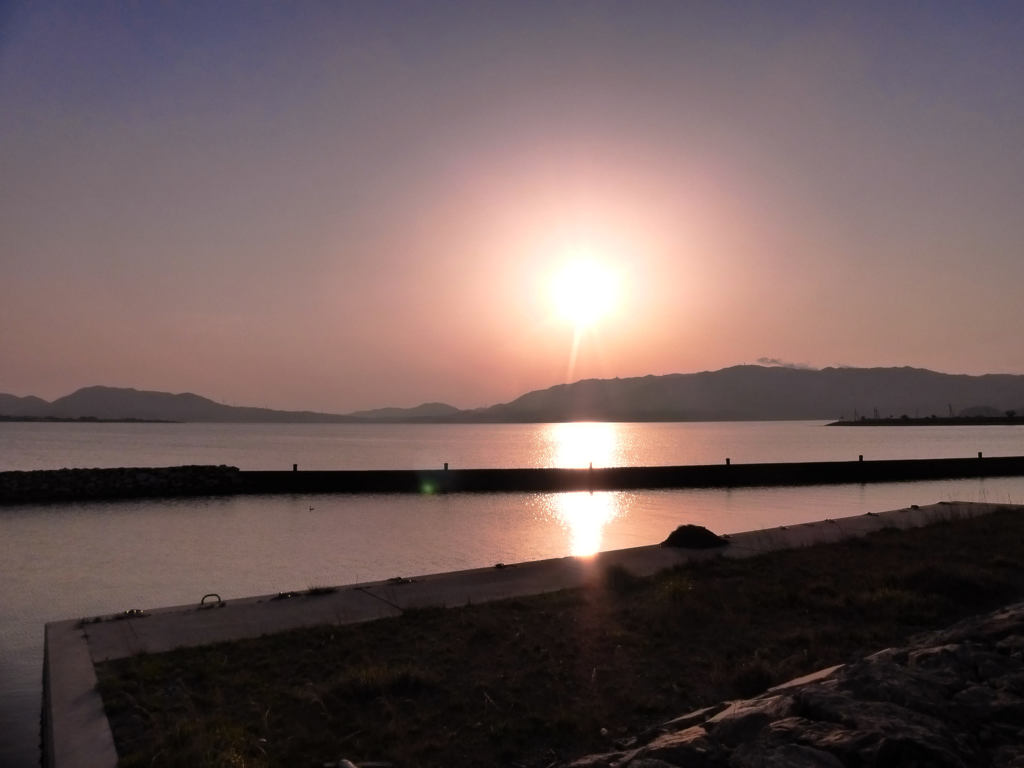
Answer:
xmin=2 ymin=420 xmax=1024 ymax=766
xmin=5 ymin=419 xmax=1024 ymax=471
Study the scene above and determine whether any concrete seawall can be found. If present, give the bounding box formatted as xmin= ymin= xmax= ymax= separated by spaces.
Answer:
xmin=242 ymin=455 xmax=1024 ymax=494
xmin=5 ymin=455 xmax=1024 ymax=504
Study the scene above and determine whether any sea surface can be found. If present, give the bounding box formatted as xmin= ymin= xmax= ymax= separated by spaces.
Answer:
xmin=3 ymin=420 xmax=1024 ymax=766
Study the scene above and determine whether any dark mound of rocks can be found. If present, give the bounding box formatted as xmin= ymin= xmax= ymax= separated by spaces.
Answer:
xmin=566 ymin=601 xmax=1024 ymax=767
xmin=0 ymin=465 xmax=243 ymax=504
xmin=661 ymin=524 xmax=730 ymax=549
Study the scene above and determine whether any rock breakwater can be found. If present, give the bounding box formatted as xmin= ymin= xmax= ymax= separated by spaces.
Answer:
xmin=0 ymin=465 xmax=242 ymax=504
xmin=567 ymin=602 xmax=1024 ymax=767
xmin=7 ymin=456 xmax=1024 ymax=502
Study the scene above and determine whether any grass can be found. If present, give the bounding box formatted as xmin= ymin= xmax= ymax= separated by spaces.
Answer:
xmin=96 ymin=507 xmax=1024 ymax=767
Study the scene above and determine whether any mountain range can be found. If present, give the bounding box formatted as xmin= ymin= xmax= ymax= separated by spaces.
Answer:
xmin=3 ymin=366 xmax=1024 ymax=423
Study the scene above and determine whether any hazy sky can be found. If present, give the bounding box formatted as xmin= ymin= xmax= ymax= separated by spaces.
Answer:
xmin=3 ymin=2 xmax=1023 ymax=412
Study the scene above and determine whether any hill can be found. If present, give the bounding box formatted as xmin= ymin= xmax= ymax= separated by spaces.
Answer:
xmin=0 ymin=386 xmax=453 ymax=423
xmin=463 ymin=365 xmax=1024 ymax=422
xmin=44 ymin=386 xmax=351 ymax=423
xmin=344 ymin=402 xmax=462 ymax=422
xmin=4 ymin=366 xmax=1024 ymax=423
xmin=0 ymin=393 xmax=50 ymax=417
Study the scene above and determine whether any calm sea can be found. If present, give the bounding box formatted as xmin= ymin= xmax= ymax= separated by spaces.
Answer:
xmin=3 ymin=420 xmax=1024 ymax=766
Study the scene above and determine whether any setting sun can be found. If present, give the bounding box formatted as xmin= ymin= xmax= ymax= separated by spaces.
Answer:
xmin=550 ymin=259 xmax=619 ymax=330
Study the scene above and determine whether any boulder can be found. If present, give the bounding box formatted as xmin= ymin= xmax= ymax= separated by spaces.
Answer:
xmin=561 ymin=601 xmax=1024 ymax=767
xmin=661 ymin=524 xmax=729 ymax=549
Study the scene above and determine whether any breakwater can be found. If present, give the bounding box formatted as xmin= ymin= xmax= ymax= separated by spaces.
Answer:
xmin=5 ymin=455 xmax=1024 ymax=504
xmin=0 ymin=465 xmax=243 ymax=504
xmin=245 ymin=455 xmax=1024 ymax=494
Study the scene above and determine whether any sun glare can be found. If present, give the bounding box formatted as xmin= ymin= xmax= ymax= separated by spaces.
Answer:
xmin=551 ymin=491 xmax=620 ymax=556
xmin=550 ymin=259 xmax=618 ymax=330
xmin=541 ymin=422 xmax=626 ymax=556
xmin=547 ymin=421 xmax=620 ymax=468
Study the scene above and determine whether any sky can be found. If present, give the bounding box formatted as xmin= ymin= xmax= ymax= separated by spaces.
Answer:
xmin=2 ymin=1 xmax=1023 ymax=413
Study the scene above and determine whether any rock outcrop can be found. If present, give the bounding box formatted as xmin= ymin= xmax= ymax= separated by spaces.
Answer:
xmin=661 ymin=524 xmax=730 ymax=548
xmin=566 ymin=602 xmax=1024 ymax=767
xmin=0 ymin=465 xmax=242 ymax=504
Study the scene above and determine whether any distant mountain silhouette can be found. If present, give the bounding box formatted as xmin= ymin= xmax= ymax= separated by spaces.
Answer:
xmin=345 ymin=402 xmax=462 ymax=422
xmin=3 ymin=366 xmax=1024 ymax=423
xmin=40 ymin=386 xmax=354 ymax=422
xmin=2 ymin=386 xmax=379 ymax=423
xmin=0 ymin=393 xmax=49 ymax=417
xmin=462 ymin=366 xmax=1024 ymax=422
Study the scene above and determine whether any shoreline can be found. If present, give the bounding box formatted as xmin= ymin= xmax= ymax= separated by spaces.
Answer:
xmin=829 ymin=416 xmax=1024 ymax=426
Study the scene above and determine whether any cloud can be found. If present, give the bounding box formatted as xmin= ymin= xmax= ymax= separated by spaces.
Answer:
xmin=757 ymin=357 xmax=817 ymax=370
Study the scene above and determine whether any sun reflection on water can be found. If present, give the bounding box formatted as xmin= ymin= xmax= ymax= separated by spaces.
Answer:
xmin=547 ymin=421 xmax=620 ymax=467
xmin=550 ymin=490 xmax=622 ymax=556
xmin=544 ymin=422 xmax=628 ymax=555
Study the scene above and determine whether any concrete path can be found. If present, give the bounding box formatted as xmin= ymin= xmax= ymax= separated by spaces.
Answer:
xmin=41 ymin=500 xmax=1016 ymax=768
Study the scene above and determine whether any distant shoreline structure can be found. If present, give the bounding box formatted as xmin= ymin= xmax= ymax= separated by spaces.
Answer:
xmin=0 ymin=416 xmax=176 ymax=424
xmin=829 ymin=416 xmax=1024 ymax=427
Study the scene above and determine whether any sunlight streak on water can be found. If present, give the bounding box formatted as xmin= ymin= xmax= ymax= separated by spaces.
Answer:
xmin=541 ymin=422 xmax=627 ymax=553
xmin=545 ymin=421 xmax=619 ymax=467
xmin=548 ymin=491 xmax=622 ymax=556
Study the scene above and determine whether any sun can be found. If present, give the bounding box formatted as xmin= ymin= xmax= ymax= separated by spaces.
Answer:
xmin=550 ymin=259 xmax=619 ymax=330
